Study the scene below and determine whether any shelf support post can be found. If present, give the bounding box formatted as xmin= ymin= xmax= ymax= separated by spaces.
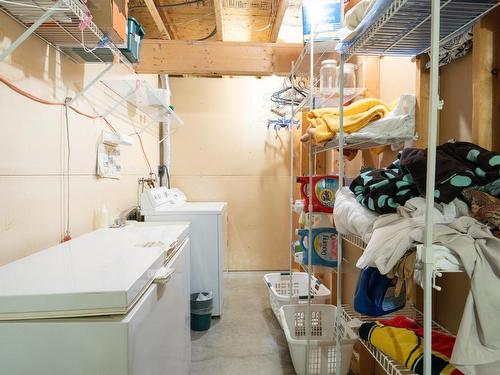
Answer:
xmin=335 ymin=52 xmax=345 ymax=375
xmin=289 ymin=61 xmax=295 ymax=304
xmin=0 ymin=0 xmax=64 ymax=62
xmin=68 ymin=63 xmax=115 ymax=106
xmin=423 ymin=0 xmax=441 ymax=374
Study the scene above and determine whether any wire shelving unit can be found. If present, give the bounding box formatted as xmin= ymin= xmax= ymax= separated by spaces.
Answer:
xmin=0 ymin=0 xmax=131 ymax=66
xmin=342 ymin=304 xmax=452 ymax=375
xmin=288 ymin=1 xmax=499 ymax=374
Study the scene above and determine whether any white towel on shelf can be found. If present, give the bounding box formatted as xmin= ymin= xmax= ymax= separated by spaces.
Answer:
xmin=346 ymin=94 xmax=416 ymax=149
xmin=333 ymin=187 xmax=379 ymax=242
xmin=356 ymin=197 xmax=468 ymax=274
xmin=413 ymin=244 xmax=462 ymax=287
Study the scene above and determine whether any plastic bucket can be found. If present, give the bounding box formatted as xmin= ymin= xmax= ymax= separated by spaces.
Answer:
xmin=191 ymin=292 xmax=213 ymax=331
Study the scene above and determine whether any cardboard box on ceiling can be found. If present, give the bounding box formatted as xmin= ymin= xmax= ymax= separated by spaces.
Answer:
xmin=87 ymin=0 xmax=128 ymax=45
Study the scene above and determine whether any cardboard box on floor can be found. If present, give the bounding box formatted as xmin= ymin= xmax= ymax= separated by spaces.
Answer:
xmin=87 ymin=0 xmax=128 ymax=45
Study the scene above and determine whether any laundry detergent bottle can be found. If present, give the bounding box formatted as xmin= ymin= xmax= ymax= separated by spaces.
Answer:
xmin=297 ymin=227 xmax=338 ymax=268
xmin=354 ymin=267 xmax=406 ymax=317
xmin=297 ymin=175 xmax=341 ymax=213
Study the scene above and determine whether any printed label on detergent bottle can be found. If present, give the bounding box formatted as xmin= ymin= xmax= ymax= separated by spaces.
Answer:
xmin=314 ymin=232 xmax=337 ymax=262
xmin=315 ymin=178 xmax=337 ymax=209
xmin=297 ymin=175 xmax=341 ymax=213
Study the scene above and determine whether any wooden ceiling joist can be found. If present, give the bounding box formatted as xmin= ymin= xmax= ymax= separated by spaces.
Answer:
xmin=142 ymin=0 xmax=171 ymax=39
xmin=270 ymin=0 xmax=288 ymax=42
xmin=213 ymin=0 xmax=224 ymax=41
xmin=136 ymin=40 xmax=302 ymax=76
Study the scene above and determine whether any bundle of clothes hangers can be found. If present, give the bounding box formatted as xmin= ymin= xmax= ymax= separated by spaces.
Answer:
xmin=333 ymin=140 xmax=500 ymax=375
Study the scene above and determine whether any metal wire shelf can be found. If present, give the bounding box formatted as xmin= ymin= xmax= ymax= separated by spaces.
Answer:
xmin=292 ymin=87 xmax=367 ymax=116
xmin=312 ymin=134 xmax=416 ymax=154
xmin=340 ymin=233 xmax=464 ymax=291
xmin=339 ymin=0 xmax=500 ymax=59
xmin=0 ymin=0 xmax=132 ymax=68
xmin=342 ymin=304 xmax=452 ymax=375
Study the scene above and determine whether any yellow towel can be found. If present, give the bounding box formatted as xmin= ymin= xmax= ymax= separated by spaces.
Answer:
xmin=306 ymin=98 xmax=391 ymax=143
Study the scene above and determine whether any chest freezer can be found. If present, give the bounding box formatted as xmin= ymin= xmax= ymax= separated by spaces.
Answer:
xmin=0 ymin=222 xmax=191 ymax=375
xmin=141 ymin=187 xmax=227 ymax=316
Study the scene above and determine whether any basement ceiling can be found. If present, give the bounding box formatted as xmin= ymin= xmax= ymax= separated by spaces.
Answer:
xmin=128 ymin=0 xmax=303 ymax=42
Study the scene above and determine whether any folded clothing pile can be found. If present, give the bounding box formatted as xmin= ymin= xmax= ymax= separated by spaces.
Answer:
xmin=461 ymin=188 xmax=500 ymax=238
xmin=350 ymin=141 xmax=500 ymax=214
xmin=359 ymin=316 xmax=462 ymax=375
xmin=306 ymin=98 xmax=391 ymax=143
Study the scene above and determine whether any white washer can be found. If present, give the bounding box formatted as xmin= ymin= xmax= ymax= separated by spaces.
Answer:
xmin=141 ymin=187 xmax=227 ymax=316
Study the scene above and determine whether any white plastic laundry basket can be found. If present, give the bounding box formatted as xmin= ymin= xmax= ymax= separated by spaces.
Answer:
xmin=264 ymin=272 xmax=331 ymax=324
xmin=280 ymin=304 xmax=357 ymax=375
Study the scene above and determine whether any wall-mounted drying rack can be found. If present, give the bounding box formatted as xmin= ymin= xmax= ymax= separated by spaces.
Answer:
xmin=101 ymin=79 xmax=184 ymax=127
xmin=0 ymin=0 xmax=184 ymax=130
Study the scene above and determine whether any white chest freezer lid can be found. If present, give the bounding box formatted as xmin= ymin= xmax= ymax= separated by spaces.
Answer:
xmin=0 ymin=222 xmax=189 ymax=320
xmin=142 ymin=201 xmax=227 ymax=216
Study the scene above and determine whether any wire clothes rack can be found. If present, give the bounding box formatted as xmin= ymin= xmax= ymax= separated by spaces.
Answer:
xmin=287 ymin=1 xmax=500 ymax=374
xmin=0 ymin=0 xmax=184 ymax=130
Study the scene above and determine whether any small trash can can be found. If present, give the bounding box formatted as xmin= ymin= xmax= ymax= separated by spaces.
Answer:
xmin=191 ymin=292 xmax=213 ymax=331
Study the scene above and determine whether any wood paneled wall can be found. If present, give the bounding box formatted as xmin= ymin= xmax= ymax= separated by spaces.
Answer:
xmin=0 ymin=13 xmax=159 ymax=266
xmin=169 ymin=76 xmax=292 ymax=271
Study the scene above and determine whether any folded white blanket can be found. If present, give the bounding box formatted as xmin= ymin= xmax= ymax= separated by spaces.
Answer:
xmin=334 ymin=187 xmax=379 ymax=243
xmin=346 ymin=94 xmax=416 ymax=149
xmin=357 ymin=196 xmax=469 ymax=274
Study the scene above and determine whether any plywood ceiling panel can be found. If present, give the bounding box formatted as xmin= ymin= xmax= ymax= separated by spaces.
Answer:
xmin=128 ymin=0 xmax=288 ymax=42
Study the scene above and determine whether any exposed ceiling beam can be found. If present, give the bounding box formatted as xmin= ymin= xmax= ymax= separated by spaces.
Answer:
xmin=136 ymin=40 xmax=302 ymax=76
xmin=270 ymin=0 xmax=289 ymax=42
xmin=142 ymin=0 xmax=171 ymax=39
xmin=213 ymin=0 xmax=224 ymax=41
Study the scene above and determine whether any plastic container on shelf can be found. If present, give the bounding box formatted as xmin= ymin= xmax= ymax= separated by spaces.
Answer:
xmin=336 ymin=63 xmax=357 ymax=96
xmin=119 ymin=17 xmax=145 ymax=63
xmin=297 ymin=175 xmax=342 ymax=213
xmin=297 ymin=227 xmax=338 ymax=268
xmin=264 ymin=272 xmax=331 ymax=325
xmin=319 ymin=59 xmax=338 ymax=95
xmin=280 ymin=304 xmax=358 ymax=375
xmin=354 ymin=267 xmax=406 ymax=317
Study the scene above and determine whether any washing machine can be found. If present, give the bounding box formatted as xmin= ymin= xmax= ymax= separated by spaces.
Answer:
xmin=141 ymin=187 xmax=227 ymax=316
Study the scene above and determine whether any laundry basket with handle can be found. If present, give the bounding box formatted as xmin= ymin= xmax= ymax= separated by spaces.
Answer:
xmin=280 ymin=304 xmax=357 ymax=375
xmin=264 ymin=272 xmax=331 ymax=325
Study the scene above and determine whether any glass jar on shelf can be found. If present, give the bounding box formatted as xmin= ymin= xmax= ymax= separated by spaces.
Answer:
xmin=319 ymin=59 xmax=338 ymax=96
xmin=337 ymin=63 xmax=357 ymax=96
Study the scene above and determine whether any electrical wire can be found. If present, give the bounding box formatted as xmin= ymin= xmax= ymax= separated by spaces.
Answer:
xmin=128 ymin=0 xmax=204 ymax=10
xmin=0 ymin=74 xmax=154 ymax=178
xmin=0 ymin=74 xmax=117 ymax=132
xmin=130 ymin=122 xmax=153 ymax=174
xmin=80 ymin=29 xmax=99 ymax=53
xmin=196 ymin=26 xmax=216 ymax=41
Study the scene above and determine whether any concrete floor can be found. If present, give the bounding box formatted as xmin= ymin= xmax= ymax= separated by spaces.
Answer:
xmin=190 ymin=272 xmax=296 ymax=375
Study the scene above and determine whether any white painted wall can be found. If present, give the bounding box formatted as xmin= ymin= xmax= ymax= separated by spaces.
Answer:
xmin=0 ymin=13 xmax=159 ymax=266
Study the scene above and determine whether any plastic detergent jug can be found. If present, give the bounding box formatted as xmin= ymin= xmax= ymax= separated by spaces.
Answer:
xmin=297 ymin=228 xmax=338 ymax=268
xmin=297 ymin=175 xmax=341 ymax=213
xmin=354 ymin=267 xmax=406 ymax=317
